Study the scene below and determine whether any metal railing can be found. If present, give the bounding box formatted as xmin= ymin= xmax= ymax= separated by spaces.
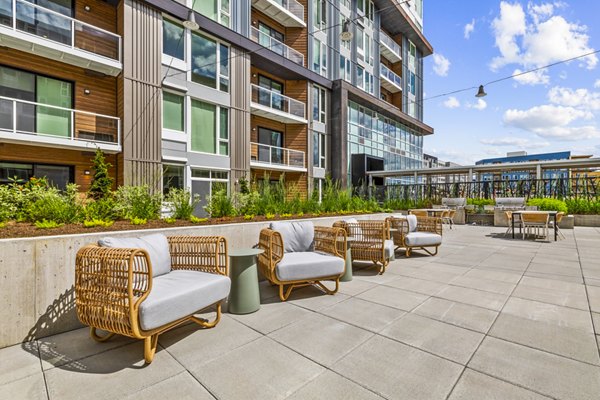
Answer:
xmin=0 ymin=95 xmax=120 ymax=146
xmin=378 ymin=178 xmax=600 ymax=203
xmin=251 ymin=142 xmax=305 ymax=168
xmin=251 ymin=84 xmax=305 ymax=119
xmin=273 ymin=0 xmax=304 ymax=22
xmin=380 ymin=64 xmax=402 ymax=88
xmin=250 ymin=26 xmax=304 ymax=66
xmin=0 ymin=0 xmax=121 ymax=61
xmin=379 ymin=31 xmax=401 ymax=58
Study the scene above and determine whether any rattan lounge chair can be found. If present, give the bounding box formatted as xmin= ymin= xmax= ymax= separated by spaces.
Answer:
xmin=75 ymin=234 xmax=230 ymax=363
xmin=258 ymin=221 xmax=346 ymax=301
xmin=388 ymin=214 xmax=442 ymax=257
xmin=333 ymin=218 xmax=393 ymax=274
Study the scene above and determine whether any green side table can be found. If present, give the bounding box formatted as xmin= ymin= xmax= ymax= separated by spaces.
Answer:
xmin=340 ymin=236 xmax=354 ymax=282
xmin=228 ymin=248 xmax=263 ymax=315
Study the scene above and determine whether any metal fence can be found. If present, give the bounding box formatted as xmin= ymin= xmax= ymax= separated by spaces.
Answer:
xmin=375 ymin=177 xmax=600 ymax=202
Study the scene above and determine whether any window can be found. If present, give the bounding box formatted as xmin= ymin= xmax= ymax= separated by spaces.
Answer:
xmin=258 ymin=75 xmax=284 ymax=111
xmin=193 ymin=0 xmax=230 ymax=27
xmin=191 ymin=32 xmax=229 ymax=92
xmin=339 ymin=56 xmax=351 ymax=82
xmin=312 ymin=85 xmax=326 ymax=123
xmin=162 ymin=91 xmax=184 ymax=132
xmin=321 ymin=41 xmax=327 ymax=75
xmin=257 ymin=127 xmax=283 ymax=164
xmin=258 ymin=23 xmax=285 ymax=56
xmin=408 ymin=40 xmax=417 ymax=70
xmin=408 ymin=71 xmax=416 ymax=95
xmin=313 ymin=0 xmax=326 ymax=30
xmin=312 ymin=38 xmax=321 ymax=73
xmin=313 ymin=131 xmax=326 ymax=168
xmin=356 ymin=66 xmax=364 ymax=89
xmin=365 ymin=33 xmax=372 ymax=65
xmin=190 ymin=168 xmax=229 ymax=217
xmin=190 ymin=99 xmax=228 ymax=155
xmin=162 ymin=164 xmax=184 ymax=195
xmin=356 ymin=27 xmax=364 ymax=61
xmin=357 ymin=0 xmax=365 ymax=15
xmin=162 ymin=19 xmax=184 ymax=61
xmin=0 ymin=65 xmax=72 ymax=138
xmin=0 ymin=161 xmax=72 ymax=189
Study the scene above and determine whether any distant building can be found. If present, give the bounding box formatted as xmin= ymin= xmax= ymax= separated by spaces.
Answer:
xmin=423 ymin=153 xmax=464 ymax=183
xmin=475 ymin=151 xmax=575 ymax=181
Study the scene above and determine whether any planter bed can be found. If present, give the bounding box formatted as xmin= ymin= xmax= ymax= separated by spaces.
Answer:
xmin=466 ymin=213 xmax=494 ymax=226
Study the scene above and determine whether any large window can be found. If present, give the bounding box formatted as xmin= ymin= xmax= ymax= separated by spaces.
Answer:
xmin=312 ymin=38 xmax=321 ymax=73
xmin=0 ymin=161 xmax=72 ymax=189
xmin=162 ymin=91 xmax=184 ymax=132
xmin=313 ymin=131 xmax=325 ymax=168
xmin=190 ymin=99 xmax=228 ymax=155
xmin=190 ymin=168 xmax=229 ymax=217
xmin=0 ymin=65 xmax=72 ymax=138
xmin=258 ymin=127 xmax=283 ymax=164
xmin=162 ymin=164 xmax=185 ymax=195
xmin=312 ymin=85 xmax=326 ymax=123
xmin=191 ymin=32 xmax=229 ymax=92
xmin=162 ymin=19 xmax=185 ymax=61
xmin=193 ymin=0 xmax=230 ymax=28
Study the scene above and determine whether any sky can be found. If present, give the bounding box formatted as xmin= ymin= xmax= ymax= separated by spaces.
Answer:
xmin=422 ymin=0 xmax=600 ymax=165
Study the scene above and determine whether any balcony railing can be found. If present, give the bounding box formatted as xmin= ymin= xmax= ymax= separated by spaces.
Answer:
xmin=251 ymin=84 xmax=305 ymax=120
xmin=0 ymin=0 xmax=121 ymax=62
xmin=251 ymin=142 xmax=305 ymax=169
xmin=250 ymin=26 xmax=304 ymax=66
xmin=0 ymin=95 xmax=120 ymax=150
xmin=251 ymin=0 xmax=305 ymax=27
xmin=380 ymin=64 xmax=402 ymax=89
xmin=379 ymin=31 xmax=402 ymax=61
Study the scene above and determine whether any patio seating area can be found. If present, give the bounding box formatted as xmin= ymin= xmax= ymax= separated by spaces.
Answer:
xmin=2 ymin=224 xmax=600 ymax=399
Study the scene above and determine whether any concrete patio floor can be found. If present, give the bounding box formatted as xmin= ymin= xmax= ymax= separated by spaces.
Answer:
xmin=2 ymin=225 xmax=600 ymax=400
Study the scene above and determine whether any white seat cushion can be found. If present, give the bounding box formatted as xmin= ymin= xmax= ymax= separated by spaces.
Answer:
xmin=343 ymin=217 xmax=363 ymax=238
xmin=99 ymin=233 xmax=171 ymax=277
xmin=275 ymin=252 xmax=344 ymax=282
xmin=270 ymin=221 xmax=314 ymax=253
xmin=405 ymin=232 xmax=442 ymax=247
xmin=139 ymin=270 xmax=231 ymax=331
xmin=384 ymin=239 xmax=395 ymax=259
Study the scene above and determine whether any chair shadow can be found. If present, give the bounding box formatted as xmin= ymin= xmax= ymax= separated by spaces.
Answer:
xmin=486 ymin=232 xmax=551 ymax=243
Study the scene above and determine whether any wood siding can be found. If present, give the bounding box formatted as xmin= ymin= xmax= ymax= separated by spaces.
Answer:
xmin=74 ymin=0 xmax=119 ymax=60
xmin=118 ymin=0 xmax=162 ymax=188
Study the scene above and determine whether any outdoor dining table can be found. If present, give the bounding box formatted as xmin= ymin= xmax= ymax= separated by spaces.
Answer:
xmin=409 ymin=208 xmax=447 ymax=217
xmin=511 ymin=210 xmax=559 ymax=241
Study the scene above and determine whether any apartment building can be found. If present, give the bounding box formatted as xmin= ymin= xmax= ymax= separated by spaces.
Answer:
xmin=0 ymin=0 xmax=434 ymax=215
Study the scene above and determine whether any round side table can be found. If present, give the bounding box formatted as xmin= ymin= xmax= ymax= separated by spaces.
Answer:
xmin=228 ymin=248 xmax=263 ymax=315
xmin=340 ymin=236 xmax=355 ymax=282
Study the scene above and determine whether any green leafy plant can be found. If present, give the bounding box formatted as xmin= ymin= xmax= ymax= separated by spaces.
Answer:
xmin=35 ymin=219 xmax=63 ymax=229
xmin=0 ymin=222 xmax=6 ymax=229
xmin=115 ymin=186 xmax=161 ymax=220
xmin=527 ymin=198 xmax=568 ymax=213
xmin=281 ymin=213 xmax=292 ymax=218
xmin=165 ymin=188 xmax=198 ymax=220
xmin=205 ymin=187 xmax=236 ymax=218
xmin=266 ymin=212 xmax=275 ymax=220
xmin=565 ymin=199 xmax=600 ymax=215
xmin=190 ymin=216 xmax=208 ymax=223
xmin=243 ymin=214 xmax=254 ymax=220
xmin=83 ymin=196 xmax=118 ymax=221
xmin=27 ymin=184 xmax=83 ymax=224
xmin=130 ymin=217 xmax=147 ymax=225
xmin=88 ymin=149 xmax=114 ymax=200
xmin=83 ymin=219 xmax=114 ymax=228
xmin=163 ymin=217 xmax=177 ymax=224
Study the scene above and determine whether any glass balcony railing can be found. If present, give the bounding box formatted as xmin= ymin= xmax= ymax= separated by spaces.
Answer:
xmin=251 ymin=142 xmax=305 ymax=169
xmin=250 ymin=26 xmax=304 ymax=66
xmin=251 ymin=84 xmax=305 ymax=120
xmin=380 ymin=64 xmax=402 ymax=88
xmin=0 ymin=95 xmax=120 ymax=148
xmin=268 ymin=0 xmax=304 ymax=22
xmin=0 ymin=0 xmax=121 ymax=61
xmin=379 ymin=31 xmax=401 ymax=60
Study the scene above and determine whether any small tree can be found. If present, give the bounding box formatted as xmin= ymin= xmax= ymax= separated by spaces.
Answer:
xmin=88 ymin=149 xmax=114 ymax=200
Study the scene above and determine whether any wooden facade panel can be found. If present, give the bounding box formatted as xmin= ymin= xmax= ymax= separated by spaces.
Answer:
xmin=75 ymin=0 xmax=118 ymax=33
xmin=73 ymin=0 xmax=119 ymax=60
xmin=0 ymin=143 xmax=117 ymax=192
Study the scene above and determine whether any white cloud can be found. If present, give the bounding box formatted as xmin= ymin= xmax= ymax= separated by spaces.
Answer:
xmin=490 ymin=2 xmax=597 ymax=85
xmin=443 ymin=96 xmax=460 ymax=109
xmin=512 ymin=69 xmax=550 ymax=85
xmin=432 ymin=54 xmax=450 ymax=76
xmin=595 ymin=79 xmax=600 ymax=88
xmin=503 ymin=104 xmax=598 ymax=140
xmin=464 ymin=19 xmax=475 ymax=39
xmin=480 ymin=137 xmax=550 ymax=148
xmin=467 ymin=98 xmax=488 ymax=110
xmin=547 ymin=86 xmax=600 ymax=110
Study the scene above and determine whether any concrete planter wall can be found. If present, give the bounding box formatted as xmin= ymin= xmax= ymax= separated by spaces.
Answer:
xmin=466 ymin=213 xmax=494 ymax=225
xmin=574 ymin=215 xmax=600 ymax=227
xmin=0 ymin=213 xmax=387 ymax=349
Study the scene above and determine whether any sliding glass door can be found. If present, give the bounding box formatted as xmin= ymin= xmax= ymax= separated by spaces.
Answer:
xmin=36 ymin=76 xmax=71 ymax=137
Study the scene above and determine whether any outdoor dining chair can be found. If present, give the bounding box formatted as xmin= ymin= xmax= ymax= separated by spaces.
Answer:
xmin=504 ymin=210 xmax=523 ymax=237
xmin=441 ymin=209 xmax=455 ymax=229
xmin=550 ymin=211 xmax=566 ymax=239
xmin=521 ymin=212 xmax=549 ymax=240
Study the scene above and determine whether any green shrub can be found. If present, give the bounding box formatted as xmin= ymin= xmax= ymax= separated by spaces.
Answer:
xmin=83 ymin=196 xmax=118 ymax=221
xmin=190 ymin=216 xmax=208 ymax=223
xmin=0 ymin=185 xmax=15 ymax=222
xmin=0 ymin=222 xmax=6 ymax=229
xmin=205 ymin=188 xmax=236 ymax=218
xmin=130 ymin=217 xmax=147 ymax=225
xmin=35 ymin=220 xmax=63 ymax=229
xmin=266 ymin=212 xmax=275 ymax=219
xmin=88 ymin=149 xmax=114 ymax=200
xmin=527 ymin=198 xmax=568 ymax=213
xmin=243 ymin=214 xmax=254 ymax=220
xmin=565 ymin=199 xmax=600 ymax=215
xmin=163 ymin=217 xmax=176 ymax=224
xmin=115 ymin=186 xmax=161 ymax=220
xmin=165 ymin=188 xmax=198 ymax=220
xmin=27 ymin=184 xmax=83 ymax=224
xmin=83 ymin=219 xmax=114 ymax=228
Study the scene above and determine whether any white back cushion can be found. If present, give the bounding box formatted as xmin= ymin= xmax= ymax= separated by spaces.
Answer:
xmin=406 ymin=215 xmax=418 ymax=232
xmin=98 ymin=233 xmax=172 ymax=277
xmin=270 ymin=221 xmax=315 ymax=253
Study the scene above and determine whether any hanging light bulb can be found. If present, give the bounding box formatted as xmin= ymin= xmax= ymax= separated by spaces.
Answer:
xmin=183 ymin=9 xmax=199 ymax=30
xmin=340 ymin=20 xmax=353 ymax=42
xmin=475 ymin=85 xmax=487 ymax=98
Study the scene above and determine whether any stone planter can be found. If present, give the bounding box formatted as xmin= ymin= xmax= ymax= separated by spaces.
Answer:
xmin=574 ymin=214 xmax=600 ymax=227
xmin=466 ymin=213 xmax=494 ymax=226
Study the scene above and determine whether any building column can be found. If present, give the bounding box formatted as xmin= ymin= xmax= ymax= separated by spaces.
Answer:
xmin=330 ymin=81 xmax=348 ymax=186
xmin=229 ymin=47 xmax=252 ymax=191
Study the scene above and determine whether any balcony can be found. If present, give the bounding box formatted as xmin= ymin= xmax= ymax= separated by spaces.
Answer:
xmin=0 ymin=95 xmax=121 ymax=153
xmin=250 ymin=142 xmax=306 ymax=172
xmin=380 ymin=31 xmax=402 ymax=63
xmin=0 ymin=0 xmax=122 ymax=76
xmin=250 ymin=84 xmax=307 ymax=124
xmin=251 ymin=0 xmax=306 ymax=28
xmin=380 ymin=64 xmax=402 ymax=93
xmin=250 ymin=26 xmax=304 ymax=66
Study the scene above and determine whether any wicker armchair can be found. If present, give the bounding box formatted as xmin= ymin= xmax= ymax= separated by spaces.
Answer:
xmin=388 ymin=215 xmax=442 ymax=257
xmin=75 ymin=234 xmax=229 ymax=363
xmin=333 ymin=218 xmax=393 ymax=274
xmin=258 ymin=221 xmax=346 ymax=301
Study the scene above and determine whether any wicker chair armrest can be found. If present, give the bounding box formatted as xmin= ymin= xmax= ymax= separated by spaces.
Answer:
xmin=168 ymin=236 xmax=228 ymax=276
xmin=314 ymin=226 xmax=346 ymax=258
xmin=417 ymin=217 xmax=443 ymax=235
xmin=258 ymin=228 xmax=284 ymax=269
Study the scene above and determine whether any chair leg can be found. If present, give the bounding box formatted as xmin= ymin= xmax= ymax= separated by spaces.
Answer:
xmin=191 ymin=302 xmax=222 ymax=329
xmin=314 ymin=279 xmax=340 ymax=295
xmin=405 ymin=248 xmax=411 ymax=258
xmin=421 ymin=246 xmax=439 ymax=256
xmin=144 ymin=334 xmax=159 ymax=364
xmin=90 ymin=327 xmax=116 ymax=343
